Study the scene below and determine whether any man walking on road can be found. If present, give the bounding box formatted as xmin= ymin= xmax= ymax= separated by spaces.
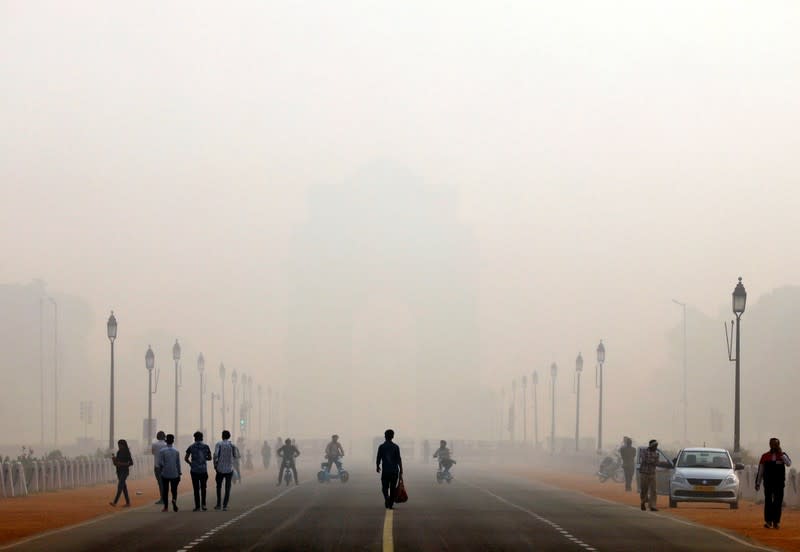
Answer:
xmin=619 ymin=436 xmax=636 ymax=492
xmin=756 ymin=437 xmax=792 ymax=529
xmin=213 ymin=430 xmax=239 ymax=511
xmin=151 ymin=430 xmax=167 ymax=505
xmin=376 ymin=429 xmax=403 ymax=509
xmin=639 ymin=439 xmax=670 ymax=511
xmin=156 ymin=434 xmax=182 ymax=512
xmin=185 ymin=431 xmax=212 ymax=512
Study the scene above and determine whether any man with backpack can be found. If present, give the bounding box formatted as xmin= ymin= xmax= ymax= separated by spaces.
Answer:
xmin=213 ymin=430 xmax=239 ymax=511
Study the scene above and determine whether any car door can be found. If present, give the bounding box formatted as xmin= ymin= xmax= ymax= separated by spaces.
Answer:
xmin=656 ymin=450 xmax=674 ymax=495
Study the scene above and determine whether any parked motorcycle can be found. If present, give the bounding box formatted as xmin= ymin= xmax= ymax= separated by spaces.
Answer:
xmin=597 ymin=454 xmax=625 ymax=483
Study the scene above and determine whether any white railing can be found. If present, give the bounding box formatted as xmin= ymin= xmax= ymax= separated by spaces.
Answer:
xmin=1 ymin=455 xmax=153 ymax=498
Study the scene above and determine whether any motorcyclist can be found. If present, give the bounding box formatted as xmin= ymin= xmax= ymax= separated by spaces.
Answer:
xmin=277 ymin=438 xmax=300 ymax=485
xmin=324 ymin=435 xmax=345 ymax=474
xmin=433 ymin=440 xmax=456 ymax=474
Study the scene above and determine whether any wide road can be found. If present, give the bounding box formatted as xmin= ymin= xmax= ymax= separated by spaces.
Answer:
xmin=2 ymin=462 xmax=772 ymax=552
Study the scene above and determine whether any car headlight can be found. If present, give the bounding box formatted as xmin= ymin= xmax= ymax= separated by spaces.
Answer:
xmin=672 ymin=474 xmax=688 ymax=485
xmin=723 ymin=475 xmax=738 ymax=485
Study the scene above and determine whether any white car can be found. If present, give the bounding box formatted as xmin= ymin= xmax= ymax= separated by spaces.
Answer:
xmin=668 ymin=447 xmax=744 ymax=509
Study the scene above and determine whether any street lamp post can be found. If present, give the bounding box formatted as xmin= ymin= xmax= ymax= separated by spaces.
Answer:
xmin=145 ymin=346 xmax=158 ymax=443
xmin=727 ymin=278 xmax=747 ymax=456
xmin=219 ymin=363 xmax=226 ymax=431
xmin=231 ymin=370 xmax=238 ymax=440
xmin=258 ymin=384 xmax=263 ymax=441
xmin=107 ymin=311 xmax=117 ymax=451
xmin=267 ymin=385 xmax=272 ymax=435
xmin=596 ymin=340 xmax=605 ymax=452
xmin=172 ymin=340 xmax=181 ymax=445
xmin=522 ymin=375 xmax=528 ymax=444
xmin=550 ymin=363 xmax=558 ymax=453
xmin=511 ymin=379 xmax=517 ymax=442
xmin=575 ymin=353 xmax=583 ymax=452
xmin=532 ymin=371 xmax=539 ymax=448
xmin=673 ymin=299 xmax=688 ymax=444
xmin=48 ymin=297 xmax=58 ymax=447
xmin=198 ymin=353 xmax=205 ymax=435
xmin=210 ymin=392 xmax=218 ymax=441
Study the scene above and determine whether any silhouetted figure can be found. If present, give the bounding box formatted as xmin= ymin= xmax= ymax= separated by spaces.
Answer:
xmin=261 ymin=440 xmax=272 ymax=469
xmin=151 ymin=430 xmax=167 ymax=505
xmin=639 ymin=439 xmax=670 ymax=511
xmin=433 ymin=440 xmax=456 ymax=474
xmin=277 ymin=438 xmax=300 ymax=485
xmin=110 ymin=439 xmax=133 ymax=507
xmin=233 ymin=437 xmax=245 ymax=483
xmin=185 ymin=431 xmax=212 ymax=511
xmin=422 ymin=439 xmax=431 ymax=464
xmin=619 ymin=436 xmax=636 ymax=492
xmin=376 ymin=429 xmax=403 ymax=509
xmin=245 ymin=449 xmax=254 ymax=470
xmin=325 ymin=434 xmax=345 ymax=473
xmin=156 ymin=434 xmax=181 ymax=512
xmin=756 ymin=437 xmax=792 ymax=529
xmin=213 ymin=430 xmax=239 ymax=511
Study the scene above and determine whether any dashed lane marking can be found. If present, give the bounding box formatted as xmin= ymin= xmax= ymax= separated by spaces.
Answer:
xmin=463 ymin=480 xmax=597 ymax=551
xmin=382 ymin=509 xmax=394 ymax=552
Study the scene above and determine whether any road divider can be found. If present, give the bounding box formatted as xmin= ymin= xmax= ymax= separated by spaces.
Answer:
xmin=382 ymin=509 xmax=394 ymax=552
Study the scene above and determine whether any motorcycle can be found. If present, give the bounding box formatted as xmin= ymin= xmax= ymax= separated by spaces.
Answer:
xmin=317 ymin=457 xmax=350 ymax=484
xmin=280 ymin=462 xmax=295 ymax=486
xmin=436 ymin=458 xmax=455 ymax=484
xmin=597 ymin=454 xmax=625 ymax=483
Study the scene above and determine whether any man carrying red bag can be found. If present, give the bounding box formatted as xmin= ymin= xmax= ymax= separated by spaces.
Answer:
xmin=376 ymin=429 xmax=404 ymax=509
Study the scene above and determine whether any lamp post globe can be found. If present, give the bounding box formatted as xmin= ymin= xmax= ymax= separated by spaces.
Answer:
xmin=106 ymin=311 xmax=117 ymax=451
xmin=733 ymin=277 xmax=747 ymax=315
xmin=596 ymin=341 xmax=605 ymax=364
xmin=173 ymin=340 xmax=181 ymax=361
xmin=146 ymin=346 xmax=155 ymax=372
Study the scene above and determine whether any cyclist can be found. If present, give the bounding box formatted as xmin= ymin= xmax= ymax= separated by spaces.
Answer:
xmin=277 ymin=438 xmax=300 ymax=485
xmin=433 ymin=440 xmax=456 ymax=474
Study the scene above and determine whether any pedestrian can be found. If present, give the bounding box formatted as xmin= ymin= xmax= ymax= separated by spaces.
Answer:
xmin=638 ymin=439 xmax=670 ymax=511
xmin=376 ymin=429 xmax=403 ymax=509
xmin=151 ymin=430 xmax=167 ymax=505
xmin=261 ymin=440 xmax=272 ymax=469
xmin=756 ymin=437 xmax=792 ymax=529
xmin=619 ymin=436 xmax=636 ymax=492
xmin=213 ymin=430 xmax=240 ymax=511
xmin=156 ymin=434 xmax=182 ymax=512
xmin=184 ymin=431 xmax=212 ymax=512
xmin=422 ymin=439 xmax=430 ymax=464
xmin=109 ymin=439 xmax=133 ymax=507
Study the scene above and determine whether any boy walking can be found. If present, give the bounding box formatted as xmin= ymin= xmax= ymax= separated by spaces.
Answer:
xmin=213 ymin=430 xmax=239 ymax=511
xmin=185 ymin=431 xmax=212 ymax=511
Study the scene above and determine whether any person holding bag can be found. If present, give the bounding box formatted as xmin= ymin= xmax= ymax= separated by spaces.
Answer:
xmin=376 ymin=429 xmax=403 ymax=509
xmin=109 ymin=439 xmax=133 ymax=507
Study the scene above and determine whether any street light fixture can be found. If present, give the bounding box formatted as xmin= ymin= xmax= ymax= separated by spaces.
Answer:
xmin=550 ymin=363 xmax=558 ymax=453
xmin=596 ymin=340 xmax=605 ymax=452
xmin=532 ymin=371 xmax=539 ymax=448
xmin=106 ymin=311 xmax=117 ymax=451
xmin=172 ymin=339 xmax=181 ymax=445
xmin=145 ymin=345 xmax=159 ymax=445
xmin=726 ymin=277 xmax=747 ymax=455
xmin=198 ymin=353 xmax=205 ymax=435
xmin=575 ymin=353 xmax=583 ymax=452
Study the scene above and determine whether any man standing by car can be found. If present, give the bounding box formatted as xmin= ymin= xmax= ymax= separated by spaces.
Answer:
xmin=639 ymin=439 xmax=671 ymax=511
xmin=619 ymin=436 xmax=636 ymax=492
xmin=756 ymin=437 xmax=792 ymax=529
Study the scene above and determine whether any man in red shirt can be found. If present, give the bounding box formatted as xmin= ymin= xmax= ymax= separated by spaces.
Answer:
xmin=756 ymin=437 xmax=792 ymax=529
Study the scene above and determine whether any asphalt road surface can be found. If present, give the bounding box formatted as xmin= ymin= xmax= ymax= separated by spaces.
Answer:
xmin=2 ymin=462 xmax=772 ymax=552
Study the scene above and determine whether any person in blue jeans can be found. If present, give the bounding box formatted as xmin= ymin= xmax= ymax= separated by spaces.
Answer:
xmin=213 ymin=430 xmax=240 ymax=511
xmin=376 ymin=429 xmax=403 ymax=509
xmin=185 ymin=431 xmax=212 ymax=511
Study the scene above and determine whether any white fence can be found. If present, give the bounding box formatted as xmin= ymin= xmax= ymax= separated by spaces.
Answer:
xmin=0 ymin=455 xmax=152 ymax=498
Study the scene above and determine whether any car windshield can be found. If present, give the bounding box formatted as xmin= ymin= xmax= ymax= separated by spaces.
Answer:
xmin=677 ymin=450 xmax=731 ymax=469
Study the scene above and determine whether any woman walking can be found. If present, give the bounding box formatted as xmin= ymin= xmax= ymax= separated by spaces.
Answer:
xmin=110 ymin=439 xmax=134 ymax=507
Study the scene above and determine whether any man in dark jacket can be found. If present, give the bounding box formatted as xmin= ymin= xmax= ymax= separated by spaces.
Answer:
xmin=756 ymin=437 xmax=792 ymax=529
xmin=619 ymin=437 xmax=637 ymax=491
xmin=376 ymin=429 xmax=403 ymax=509
xmin=185 ymin=431 xmax=212 ymax=511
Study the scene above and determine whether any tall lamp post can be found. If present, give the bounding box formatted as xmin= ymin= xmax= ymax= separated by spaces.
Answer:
xmin=197 ymin=353 xmax=205 ymax=435
xmin=219 ymin=363 xmax=226 ymax=430
xmin=596 ymin=340 xmax=605 ymax=452
xmin=107 ymin=311 xmax=117 ymax=451
xmin=258 ymin=384 xmax=263 ymax=441
xmin=550 ymin=363 xmax=558 ymax=453
xmin=532 ymin=371 xmax=539 ymax=448
xmin=575 ymin=353 xmax=583 ymax=451
xmin=522 ymin=375 xmax=528 ymax=444
xmin=673 ymin=299 xmax=688 ymax=444
xmin=48 ymin=297 xmax=58 ymax=447
xmin=510 ymin=379 xmax=517 ymax=442
xmin=172 ymin=340 xmax=181 ymax=445
xmin=145 ymin=346 xmax=158 ymax=443
xmin=231 ymin=370 xmax=238 ymax=440
xmin=727 ymin=277 xmax=747 ymax=456
xmin=210 ymin=392 xmax=219 ymax=440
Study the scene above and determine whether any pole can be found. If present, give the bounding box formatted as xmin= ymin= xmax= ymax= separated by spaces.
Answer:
xmin=232 ymin=383 xmax=237 ymax=441
xmin=597 ymin=361 xmax=603 ymax=452
xmin=682 ymin=303 xmax=687 ymax=444
xmin=550 ymin=375 xmax=556 ymax=453
xmin=575 ymin=371 xmax=581 ymax=451
xmin=523 ymin=383 xmax=528 ymax=444
xmin=533 ymin=381 xmax=538 ymax=448
xmin=199 ymin=372 xmax=204 ymax=436
xmin=222 ymin=379 xmax=226 ymax=431
xmin=40 ymin=296 xmax=44 ymax=448
xmin=52 ymin=299 xmax=58 ymax=447
xmin=148 ymin=369 xmax=153 ymax=443
xmin=109 ymin=340 xmax=115 ymax=451
xmin=734 ymin=314 xmax=741 ymax=454
xmin=174 ymin=359 xmax=179 ymax=446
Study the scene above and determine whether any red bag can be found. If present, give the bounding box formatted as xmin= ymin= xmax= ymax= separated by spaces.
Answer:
xmin=395 ymin=476 xmax=408 ymax=503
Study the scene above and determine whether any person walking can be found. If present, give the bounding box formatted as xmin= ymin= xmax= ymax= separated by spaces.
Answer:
xmin=261 ymin=440 xmax=272 ymax=469
xmin=156 ymin=434 xmax=182 ymax=512
xmin=376 ymin=429 xmax=403 ymax=509
xmin=638 ymin=439 xmax=670 ymax=511
xmin=756 ymin=437 xmax=792 ymax=529
xmin=185 ymin=431 xmax=212 ymax=512
xmin=109 ymin=439 xmax=133 ymax=507
xmin=151 ymin=430 xmax=167 ymax=505
xmin=213 ymin=430 xmax=240 ymax=511
xmin=619 ymin=436 xmax=637 ymax=492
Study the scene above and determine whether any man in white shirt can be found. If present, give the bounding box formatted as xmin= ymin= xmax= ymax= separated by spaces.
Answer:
xmin=213 ymin=430 xmax=239 ymax=511
xmin=155 ymin=434 xmax=182 ymax=512
xmin=151 ymin=430 xmax=167 ymax=505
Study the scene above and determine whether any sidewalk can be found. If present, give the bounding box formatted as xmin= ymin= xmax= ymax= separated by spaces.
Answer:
xmin=512 ymin=467 xmax=799 ymax=552
xmin=0 ymin=475 xmax=161 ymax=546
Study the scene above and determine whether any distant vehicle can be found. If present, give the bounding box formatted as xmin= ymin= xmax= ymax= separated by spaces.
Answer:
xmin=668 ymin=447 xmax=744 ymax=509
xmin=597 ymin=453 xmax=625 ymax=483
xmin=317 ymin=458 xmax=349 ymax=484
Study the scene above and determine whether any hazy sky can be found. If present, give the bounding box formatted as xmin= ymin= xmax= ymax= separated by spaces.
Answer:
xmin=2 ymin=2 xmax=799 ymax=447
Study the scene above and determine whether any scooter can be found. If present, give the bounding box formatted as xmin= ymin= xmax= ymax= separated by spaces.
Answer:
xmin=597 ymin=454 xmax=625 ymax=483
xmin=317 ymin=457 xmax=350 ymax=483
xmin=436 ymin=458 xmax=455 ymax=484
